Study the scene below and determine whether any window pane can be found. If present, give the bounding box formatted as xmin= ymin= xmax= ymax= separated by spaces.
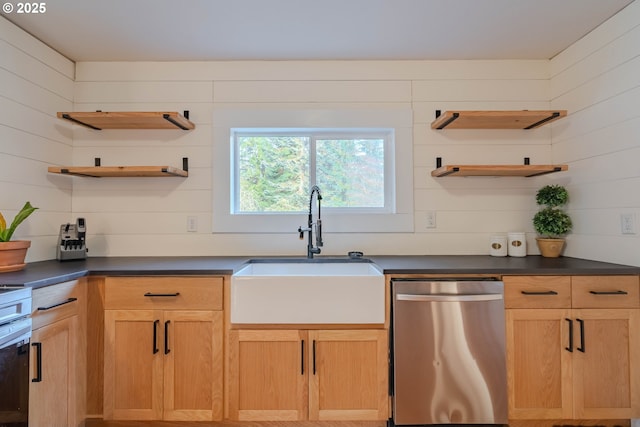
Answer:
xmin=316 ymin=139 xmax=385 ymax=208
xmin=237 ymin=136 xmax=309 ymax=212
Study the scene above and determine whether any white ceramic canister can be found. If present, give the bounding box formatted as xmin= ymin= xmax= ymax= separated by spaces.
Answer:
xmin=507 ymin=232 xmax=526 ymax=257
xmin=489 ymin=234 xmax=508 ymax=257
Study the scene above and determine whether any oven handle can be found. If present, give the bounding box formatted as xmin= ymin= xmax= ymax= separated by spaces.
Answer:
xmin=37 ymin=297 xmax=77 ymax=311
xmin=396 ymin=293 xmax=503 ymax=302
xmin=32 ymin=342 xmax=42 ymax=382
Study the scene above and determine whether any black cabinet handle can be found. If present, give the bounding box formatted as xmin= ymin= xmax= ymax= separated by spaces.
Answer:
xmin=565 ymin=318 xmax=573 ymax=352
xmin=32 ymin=342 xmax=42 ymax=382
xmin=164 ymin=320 xmax=171 ymax=355
xmin=577 ymin=318 xmax=585 ymax=353
xmin=301 ymin=340 xmax=305 ymax=375
xmin=521 ymin=290 xmax=558 ymax=295
xmin=589 ymin=290 xmax=628 ymax=295
xmin=153 ymin=320 xmax=159 ymax=354
xmin=312 ymin=340 xmax=317 ymax=375
xmin=144 ymin=292 xmax=180 ymax=297
xmin=37 ymin=297 xmax=77 ymax=311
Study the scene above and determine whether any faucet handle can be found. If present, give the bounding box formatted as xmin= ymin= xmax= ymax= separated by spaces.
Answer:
xmin=316 ymin=219 xmax=323 ymax=247
xmin=297 ymin=226 xmax=304 ymax=240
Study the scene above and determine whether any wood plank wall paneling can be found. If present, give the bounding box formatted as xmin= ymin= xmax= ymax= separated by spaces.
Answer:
xmin=549 ymin=0 xmax=640 ymax=266
xmin=3 ymin=3 xmax=639 ymax=265
xmin=0 ymin=18 xmax=74 ymax=262
xmin=68 ymin=57 xmax=555 ymax=257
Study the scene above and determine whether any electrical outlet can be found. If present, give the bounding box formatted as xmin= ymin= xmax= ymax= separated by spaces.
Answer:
xmin=621 ymin=213 xmax=636 ymax=235
xmin=187 ymin=216 xmax=198 ymax=232
xmin=425 ymin=211 xmax=436 ymax=229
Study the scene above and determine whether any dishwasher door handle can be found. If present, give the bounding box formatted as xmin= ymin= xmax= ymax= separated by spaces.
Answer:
xmin=396 ymin=293 xmax=503 ymax=302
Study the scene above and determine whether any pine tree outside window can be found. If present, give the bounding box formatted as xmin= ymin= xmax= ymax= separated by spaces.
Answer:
xmin=232 ymin=130 xmax=391 ymax=214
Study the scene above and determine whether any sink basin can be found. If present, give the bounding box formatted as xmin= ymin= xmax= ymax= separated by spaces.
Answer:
xmin=231 ymin=259 xmax=385 ymax=324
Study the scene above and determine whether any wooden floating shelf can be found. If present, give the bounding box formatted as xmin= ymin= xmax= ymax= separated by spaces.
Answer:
xmin=431 ymin=110 xmax=567 ymax=130
xmin=48 ymin=157 xmax=189 ymax=178
xmin=431 ymin=164 xmax=568 ymax=178
xmin=57 ymin=111 xmax=195 ymax=130
xmin=48 ymin=166 xmax=188 ymax=178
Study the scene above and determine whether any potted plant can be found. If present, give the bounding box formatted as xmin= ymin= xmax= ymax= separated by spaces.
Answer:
xmin=532 ymin=185 xmax=572 ymax=258
xmin=0 ymin=201 xmax=38 ymax=272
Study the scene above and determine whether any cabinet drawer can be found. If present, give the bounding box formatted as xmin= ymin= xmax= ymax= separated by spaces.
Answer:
xmin=32 ymin=280 xmax=82 ymax=330
xmin=504 ymin=276 xmax=571 ymax=309
xmin=104 ymin=276 xmax=223 ymax=310
xmin=572 ymin=275 xmax=639 ymax=308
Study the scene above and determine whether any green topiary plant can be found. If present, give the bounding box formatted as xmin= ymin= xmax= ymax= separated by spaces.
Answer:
xmin=533 ymin=185 xmax=572 ymax=238
xmin=535 ymin=184 xmax=568 ymax=208
xmin=0 ymin=201 xmax=38 ymax=242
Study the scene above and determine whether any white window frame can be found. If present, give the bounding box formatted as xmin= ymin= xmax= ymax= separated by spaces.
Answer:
xmin=231 ymin=128 xmax=394 ymax=214
xmin=212 ymin=107 xmax=414 ymax=233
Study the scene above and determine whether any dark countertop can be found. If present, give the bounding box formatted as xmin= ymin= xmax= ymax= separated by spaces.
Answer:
xmin=0 ymin=255 xmax=638 ymax=289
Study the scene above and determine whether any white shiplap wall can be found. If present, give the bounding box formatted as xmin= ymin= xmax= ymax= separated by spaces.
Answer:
xmin=70 ymin=59 xmax=556 ymax=257
xmin=4 ymin=2 xmax=638 ymax=265
xmin=550 ymin=0 xmax=640 ymax=266
xmin=0 ymin=16 xmax=75 ymax=262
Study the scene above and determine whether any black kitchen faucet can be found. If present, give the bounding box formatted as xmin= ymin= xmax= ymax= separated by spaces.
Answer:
xmin=298 ymin=185 xmax=323 ymax=258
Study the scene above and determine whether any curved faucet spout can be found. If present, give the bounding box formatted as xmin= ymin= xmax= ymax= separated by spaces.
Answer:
xmin=299 ymin=186 xmax=323 ymax=258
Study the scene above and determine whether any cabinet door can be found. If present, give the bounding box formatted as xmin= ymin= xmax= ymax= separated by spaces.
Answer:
xmin=308 ymin=329 xmax=388 ymax=421
xmin=506 ymin=309 xmax=573 ymax=419
xmin=228 ymin=330 xmax=308 ymax=421
xmin=103 ymin=310 xmax=163 ymax=420
xmin=163 ymin=310 xmax=223 ymax=421
xmin=572 ymin=308 xmax=640 ymax=419
xmin=29 ymin=315 xmax=78 ymax=427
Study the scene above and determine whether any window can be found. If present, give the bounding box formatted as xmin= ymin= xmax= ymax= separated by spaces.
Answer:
xmin=212 ymin=107 xmax=413 ymax=233
xmin=233 ymin=130 xmax=392 ymax=214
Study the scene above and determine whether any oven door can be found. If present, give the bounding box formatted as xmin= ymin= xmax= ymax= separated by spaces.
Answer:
xmin=0 ymin=333 xmax=30 ymax=427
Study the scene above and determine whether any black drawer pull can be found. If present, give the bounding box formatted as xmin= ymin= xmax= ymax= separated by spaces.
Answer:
xmin=144 ymin=292 xmax=180 ymax=297
xmin=576 ymin=318 xmax=585 ymax=353
xmin=312 ymin=340 xmax=317 ymax=375
xmin=589 ymin=290 xmax=628 ymax=295
xmin=164 ymin=320 xmax=171 ymax=355
xmin=37 ymin=297 xmax=77 ymax=311
xmin=565 ymin=318 xmax=573 ymax=353
xmin=32 ymin=342 xmax=42 ymax=382
xmin=153 ymin=320 xmax=159 ymax=354
xmin=521 ymin=290 xmax=558 ymax=295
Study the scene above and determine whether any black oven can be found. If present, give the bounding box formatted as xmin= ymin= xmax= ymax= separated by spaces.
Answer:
xmin=0 ymin=287 xmax=32 ymax=427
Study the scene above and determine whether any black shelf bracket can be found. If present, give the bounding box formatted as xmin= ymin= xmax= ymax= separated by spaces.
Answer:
xmin=524 ymin=111 xmax=561 ymax=129
xmin=525 ymin=167 xmax=563 ymax=178
xmin=435 ymin=112 xmax=460 ymax=129
xmin=435 ymin=157 xmax=458 ymax=176
xmin=182 ymin=157 xmax=189 ymax=172
xmin=439 ymin=168 xmax=459 ymax=177
xmin=61 ymin=113 xmax=102 ymax=130
xmin=524 ymin=157 xmax=530 ymax=165
xmin=163 ymin=113 xmax=191 ymax=130
xmin=95 ymin=157 xmax=101 ymax=166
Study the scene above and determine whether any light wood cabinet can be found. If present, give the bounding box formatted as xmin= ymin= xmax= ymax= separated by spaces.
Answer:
xmin=308 ymin=329 xmax=388 ymax=421
xmin=228 ymin=328 xmax=388 ymax=421
xmin=29 ymin=279 xmax=85 ymax=427
xmin=505 ymin=275 xmax=640 ymax=420
xmin=103 ymin=277 xmax=223 ymax=422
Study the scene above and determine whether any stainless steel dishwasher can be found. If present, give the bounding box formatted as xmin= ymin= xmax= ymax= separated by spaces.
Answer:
xmin=390 ymin=278 xmax=507 ymax=426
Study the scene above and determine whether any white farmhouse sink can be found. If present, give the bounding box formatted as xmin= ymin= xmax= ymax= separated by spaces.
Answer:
xmin=231 ymin=259 xmax=385 ymax=324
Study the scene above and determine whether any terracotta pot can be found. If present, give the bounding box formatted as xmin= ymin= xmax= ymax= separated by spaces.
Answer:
xmin=0 ymin=240 xmax=31 ymax=272
xmin=536 ymin=238 xmax=565 ymax=258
